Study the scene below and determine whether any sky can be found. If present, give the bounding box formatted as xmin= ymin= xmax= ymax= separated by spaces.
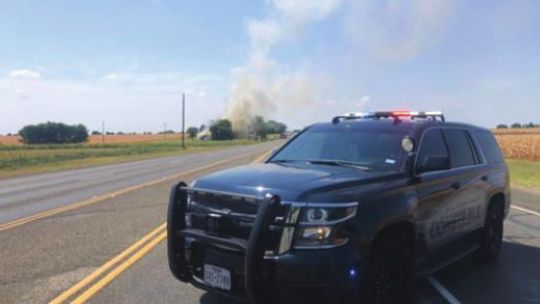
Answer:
xmin=1 ymin=0 xmax=540 ymax=134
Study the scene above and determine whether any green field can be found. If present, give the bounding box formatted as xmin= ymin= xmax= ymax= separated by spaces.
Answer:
xmin=507 ymin=159 xmax=540 ymax=192
xmin=0 ymin=139 xmax=257 ymax=178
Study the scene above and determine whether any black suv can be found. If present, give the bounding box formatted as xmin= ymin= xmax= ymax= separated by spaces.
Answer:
xmin=167 ymin=111 xmax=510 ymax=304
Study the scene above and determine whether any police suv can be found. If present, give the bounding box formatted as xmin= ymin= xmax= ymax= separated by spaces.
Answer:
xmin=167 ymin=111 xmax=510 ymax=304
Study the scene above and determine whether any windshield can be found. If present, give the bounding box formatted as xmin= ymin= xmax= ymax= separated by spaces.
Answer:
xmin=271 ymin=127 xmax=408 ymax=172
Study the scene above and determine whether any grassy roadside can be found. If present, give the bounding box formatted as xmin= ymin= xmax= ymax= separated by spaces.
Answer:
xmin=0 ymin=139 xmax=259 ymax=179
xmin=506 ymin=159 xmax=540 ymax=192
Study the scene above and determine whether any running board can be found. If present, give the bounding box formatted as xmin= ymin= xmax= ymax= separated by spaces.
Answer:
xmin=415 ymin=244 xmax=480 ymax=277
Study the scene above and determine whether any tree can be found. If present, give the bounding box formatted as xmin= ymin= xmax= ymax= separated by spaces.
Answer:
xmin=511 ymin=123 xmax=522 ymax=129
xmin=158 ymin=130 xmax=175 ymax=134
xmin=19 ymin=122 xmax=88 ymax=144
xmin=91 ymin=130 xmax=102 ymax=135
xmin=187 ymin=127 xmax=198 ymax=139
xmin=210 ymin=119 xmax=234 ymax=140
xmin=251 ymin=116 xmax=268 ymax=140
xmin=496 ymin=124 xmax=508 ymax=129
xmin=265 ymin=120 xmax=287 ymax=134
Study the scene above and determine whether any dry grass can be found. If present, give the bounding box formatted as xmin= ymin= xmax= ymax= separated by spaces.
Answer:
xmin=0 ymin=134 xmax=184 ymax=145
xmin=0 ymin=138 xmax=256 ymax=178
xmin=492 ymin=128 xmax=540 ymax=135
xmin=0 ymin=135 xmax=21 ymax=145
xmin=494 ymin=133 xmax=540 ymax=161
xmin=87 ymin=134 xmax=183 ymax=144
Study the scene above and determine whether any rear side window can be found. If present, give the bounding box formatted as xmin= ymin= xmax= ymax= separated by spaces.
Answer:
xmin=474 ymin=130 xmax=504 ymax=164
xmin=443 ymin=129 xmax=477 ymax=168
xmin=417 ymin=129 xmax=449 ymax=168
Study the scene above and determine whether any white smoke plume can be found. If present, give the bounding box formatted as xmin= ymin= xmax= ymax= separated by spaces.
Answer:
xmin=225 ymin=0 xmax=454 ymax=134
xmin=225 ymin=0 xmax=343 ymax=134
xmin=344 ymin=0 xmax=453 ymax=62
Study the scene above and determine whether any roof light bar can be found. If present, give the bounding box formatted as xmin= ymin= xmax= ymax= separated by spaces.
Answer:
xmin=332 ymin=111 xmax=445 ymax=124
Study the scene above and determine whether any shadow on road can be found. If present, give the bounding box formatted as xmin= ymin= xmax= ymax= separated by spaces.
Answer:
xmin=434 ymin=240 xmax=540 ymax=303
xmin=200 ymin=292 xmax=246 ymax=304
xmin=198 ymin=241 xmax=540 ymax=304
xmin=198 ymin=279 xmax=445 ymax=304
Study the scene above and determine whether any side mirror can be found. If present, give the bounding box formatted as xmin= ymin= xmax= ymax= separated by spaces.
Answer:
xmin=417 ymin=155 xmax=450 ymax=174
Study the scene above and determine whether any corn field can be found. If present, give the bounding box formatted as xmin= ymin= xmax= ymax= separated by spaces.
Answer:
xmin=495 ymin=131 xmax=540 ymax=161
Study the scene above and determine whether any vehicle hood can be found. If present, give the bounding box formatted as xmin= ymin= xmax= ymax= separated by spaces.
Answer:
xmin=191 ymin=163 xmax=404 ymax=201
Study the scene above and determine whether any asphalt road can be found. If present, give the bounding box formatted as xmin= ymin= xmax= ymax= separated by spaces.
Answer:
xmin=0 ymin=143 xmax=539 ymax=304
xmin=0 ymin=143 xmax=276 ymax=224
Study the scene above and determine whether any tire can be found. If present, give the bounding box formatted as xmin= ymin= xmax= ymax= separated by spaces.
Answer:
xmin=477 ymin=203 xmax=504 ymax=261
xmin=359 ymin=241 xmax=413 ymax=304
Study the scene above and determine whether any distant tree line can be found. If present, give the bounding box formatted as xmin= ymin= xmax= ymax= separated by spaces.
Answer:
xmin=91 ymin=130 xmax=152 ymax=135
xmin=157 ymin=130 xmax=176 ymax=134
xmin=496 ymin=122 xmax=540 ymax=129
xmin=249 ymin=116 xmax=287 ymax=140
xmin=186 ymin=127 xmax=199 ymax=139
xmin=201 ymin=116 xmax=288 ymax=141
xmin=19 ymin=122 xmax=88 ymax=144
xmin=14 ymin=117 xmax=288 ymax=144
xmin=210 ymin=119 xmax=234 ymax=140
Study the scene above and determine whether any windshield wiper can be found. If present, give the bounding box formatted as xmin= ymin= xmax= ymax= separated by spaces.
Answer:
xmin=268 ymin=159 xmax=304 ymax=164
xmin=269 ymin=159 xmax=294 ymax=163
xmin=307 ymin=159 xmax=371 ymax=171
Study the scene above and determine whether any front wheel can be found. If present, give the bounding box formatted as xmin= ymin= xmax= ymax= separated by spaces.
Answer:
xmin=477 ymin=203 xmax=504 ymax=261
xmin=359 ymin=242 xmax=412 ymax=304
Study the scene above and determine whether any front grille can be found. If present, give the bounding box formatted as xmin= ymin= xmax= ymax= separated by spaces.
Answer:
xmin=191 ymin=193 xmax=259 ymax=216
xmin=190 ymin=213 xmax=253 ymax=239
xmin=186 ymin=190 xmax=287 ymax=254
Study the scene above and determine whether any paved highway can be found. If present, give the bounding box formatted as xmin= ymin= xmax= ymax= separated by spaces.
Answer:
xmin=0 ymin=143 xmax=277 ymax=226
xmin=0 ymin=142 xmax=539 ymax=304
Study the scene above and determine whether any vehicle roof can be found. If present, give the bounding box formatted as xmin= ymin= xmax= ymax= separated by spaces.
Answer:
xmin=309 ymin=118 xmax=488 ymax=137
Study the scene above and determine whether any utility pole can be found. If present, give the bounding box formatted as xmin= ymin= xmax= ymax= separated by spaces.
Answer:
xmin=164 ymin=122 xmax=167 ymax=141
xmin=102 ymin=121 xmax=105 ymax=144
xmin=182 ymin=92 xmax=186 ymax=149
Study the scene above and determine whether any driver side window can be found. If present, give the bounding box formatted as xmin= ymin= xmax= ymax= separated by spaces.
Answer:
xmin=416 ymin=129 xmax=450 ymax=173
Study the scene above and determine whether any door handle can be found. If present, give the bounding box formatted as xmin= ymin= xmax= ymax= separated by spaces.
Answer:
xmin=451 ymin=182 xmax=461 ymax=190
xmin=481 ymin=175 xmax=488 ymax=182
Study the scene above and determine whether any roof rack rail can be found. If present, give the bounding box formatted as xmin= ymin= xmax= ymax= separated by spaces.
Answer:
xmin=332 ymin=111 xmax=445 ymax=124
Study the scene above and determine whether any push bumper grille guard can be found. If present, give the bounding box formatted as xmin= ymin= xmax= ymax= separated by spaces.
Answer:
xmin=167 ymin=181 xmax=282 ymax=304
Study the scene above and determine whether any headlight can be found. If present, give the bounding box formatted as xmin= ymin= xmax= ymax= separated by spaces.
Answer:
xmin=294 ymin=226 xmax=350 ymax=248
xmin=291 ymin=202 xmax=358 ymax=249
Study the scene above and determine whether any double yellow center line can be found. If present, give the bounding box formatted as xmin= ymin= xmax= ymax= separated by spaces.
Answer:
xmin=49 ymin=149 xmax=272 ymax=303
xmin=51 ymin=223 xmax=167 ymax=304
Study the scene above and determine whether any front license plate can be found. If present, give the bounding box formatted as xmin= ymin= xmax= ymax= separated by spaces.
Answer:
xmin=203 ymin=264 xmax=231 ymax=291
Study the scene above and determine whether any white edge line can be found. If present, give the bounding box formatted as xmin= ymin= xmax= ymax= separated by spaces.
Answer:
xmin=511 ymin=205 xmax=540 ymax=217
xmin=427 ymin=276 xmax=462 ymax=304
